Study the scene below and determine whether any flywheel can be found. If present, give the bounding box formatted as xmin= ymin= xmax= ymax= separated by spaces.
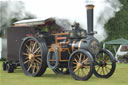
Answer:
xmin=47 ymin=49 xmax=59 ymax=70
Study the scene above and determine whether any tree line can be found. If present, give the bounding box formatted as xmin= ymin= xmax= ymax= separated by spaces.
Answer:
xmin=104 ymin=0 xmax=128 ymax=41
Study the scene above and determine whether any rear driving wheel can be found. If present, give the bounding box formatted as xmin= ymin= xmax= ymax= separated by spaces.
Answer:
xmin=68 ymin=50 xmax=94 ymax=81
xmin=19 ymin=37 xmax=47 ymax=76
xmin=94 ymin=49 xmax=116 ymax=78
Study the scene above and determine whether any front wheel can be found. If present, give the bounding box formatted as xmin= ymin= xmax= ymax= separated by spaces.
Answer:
xmin=94 ymin=49 xmax=116 ymax=78
xmin=68 ymin=50 xmax=94 ymax=81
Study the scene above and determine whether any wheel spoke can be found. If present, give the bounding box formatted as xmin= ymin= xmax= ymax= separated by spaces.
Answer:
xmin=37 ymin=57 xmax=41 ymax=61
xmin=81 ymin=68 xmax=86 ymax=76
xmin=79 ymin=53 xmax=82 ymax=62
xmin=23 ymin=52 xmax=29 ymax=59
xmin=25 ymin=44 xmax=31 ymax=52
xmin=27 ymin=64 xmax=32 ymax=72
xmin=74 ymin=68 xmax=79 ymax=72
xmin=83 ymin=67 xmax=89 ymax=74
xmin=77 ymin=69 xmax=80 ymax=76
xmin=73 ymin=62 xmax=77 ymax=64
xmin=36 ymin=50 xmax=41 ymax=54
xmin=73 ymin=66 xmax=76 ymax=68
xmin=76 ymin=54 xmax=80 ymax=59
xmin=74 ymin=58 xmax=78 ymax=63
xmin=23 ymin=53 xmax=29 ymax=56
xmin=30 ymin=40 xmax=33 ymax=52
xmin=82 ymin=57 xmax=89 ymax=64
xmin=32 ymin=42 xmax=37 ymax=52
xmin=34 ymin=59 xmax=41 ymax=64
xmin=25 ymin=57 xmax=29 ymax=59
xmin=105 ymin=66 xmax=111 ymax=70
xmin=102 ymin=56 xmax=105 ymax=60
xmin=95 ymin=65 xmax=99 ymax=68
xmin=27 ymin=62 xmax=30 ymax=67
xmin=83 ymin=65 xmax=90 ymax=69
xmin=105 ymin=56 xmax=110 ymax=62
xmin=105 ymin=66 xmax=109 ymax=73
xmin=34 ymin=55 xmax=41 ymax=57
xmin=102 ymin=67 xmax=105 ymax=75
xmin=100 ymin=67 xmax=103 ymax=75
xmin=34 ymin=47 xmax=40 ymax=54
xmin=26 ymin=49 xmax=29 ymax=54
xmin=24 ymin=60 xmax=30 ymax=64
xmin=32 ymin=63 xmax=36 ymax=74
xmin=96 ymin=66 xmax=100 ymax=73
xmin=83 ymin=55 xmax=86 ymax=60
xmin=96 ymin=56 xmax=100 ymax=61
xmin=35 ymin=63 xmax=39 ymax=72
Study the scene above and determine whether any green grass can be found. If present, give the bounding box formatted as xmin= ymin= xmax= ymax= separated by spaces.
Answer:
xmin=0 ymin=61 xmax=128 ymax=85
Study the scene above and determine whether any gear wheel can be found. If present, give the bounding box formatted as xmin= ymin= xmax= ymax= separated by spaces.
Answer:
xmin=47 ymin=49 xmax=59 ymax=70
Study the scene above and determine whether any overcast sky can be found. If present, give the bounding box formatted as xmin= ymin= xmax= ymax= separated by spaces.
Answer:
xmin=0 ymin=0 xmax=121 ymax=41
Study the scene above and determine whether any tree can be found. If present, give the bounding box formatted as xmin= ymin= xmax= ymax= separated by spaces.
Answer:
xmin=0 ymin=1 xmax=36 ymax=37
xmin=105 ymin=0 xmax=128 ymax=41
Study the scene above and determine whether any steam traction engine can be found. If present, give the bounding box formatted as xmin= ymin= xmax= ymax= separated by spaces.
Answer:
xmin=2 ymin=5 xmax=116 ymax=81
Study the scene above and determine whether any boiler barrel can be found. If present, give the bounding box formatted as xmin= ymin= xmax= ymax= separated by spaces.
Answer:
xmin=69 ymin=39 xmax=84 ymax=52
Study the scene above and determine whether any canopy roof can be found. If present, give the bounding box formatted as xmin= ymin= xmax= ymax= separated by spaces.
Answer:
xmin=13 ymin=18 xmax=56 ymax=27
xmin=104 ymin=38 xmax=128 ymax=45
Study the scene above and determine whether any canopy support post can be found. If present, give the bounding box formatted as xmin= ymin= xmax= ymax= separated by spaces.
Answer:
xmin=103 ymin=43 xmax=105 ymax=49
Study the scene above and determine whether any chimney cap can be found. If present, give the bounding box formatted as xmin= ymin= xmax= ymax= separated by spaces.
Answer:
xmin=86 ymin=5 xmax=94 ymax=9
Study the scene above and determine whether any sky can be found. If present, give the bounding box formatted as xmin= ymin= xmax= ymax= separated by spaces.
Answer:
xmin=0 ymin=0 xmax=121 ymax=41
xmin=16 ymin=0 xmax=122 ymax=41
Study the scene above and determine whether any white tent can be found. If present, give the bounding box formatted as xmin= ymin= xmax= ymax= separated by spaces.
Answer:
xmin=103 ymin=38 xmax=128 ymax=62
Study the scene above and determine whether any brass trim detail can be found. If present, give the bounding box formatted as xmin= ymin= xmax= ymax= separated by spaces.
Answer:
xmin=72 ymin=41 xmax=76 ymax=52
xmin=52 ymin=32 xmax=69 ymax=36
xmin=53 ymin=32 xmax=69 ymax=43
xmin=78 ymin=40 xmax=83 ymax=49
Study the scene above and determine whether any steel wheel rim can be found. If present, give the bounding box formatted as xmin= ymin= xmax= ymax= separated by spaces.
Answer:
xmin=71 ymin=52 xmax=91 ymax=78
xmin=95 ymin=51 xmax=112 ymax=76
xmin=21 ymin=39 xmax=42 ymax=74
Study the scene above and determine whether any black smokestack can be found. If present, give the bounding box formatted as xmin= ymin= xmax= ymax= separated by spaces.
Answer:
xmin=86 ymin=5 xmax=94 ymax=35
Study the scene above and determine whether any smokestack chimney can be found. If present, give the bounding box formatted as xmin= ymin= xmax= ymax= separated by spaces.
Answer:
xmin=86 ymin=5 xmax=94 ymax=35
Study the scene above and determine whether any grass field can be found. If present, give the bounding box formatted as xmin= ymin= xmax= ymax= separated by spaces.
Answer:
xmin=0 ymin=61 xmax=128 ymax=85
